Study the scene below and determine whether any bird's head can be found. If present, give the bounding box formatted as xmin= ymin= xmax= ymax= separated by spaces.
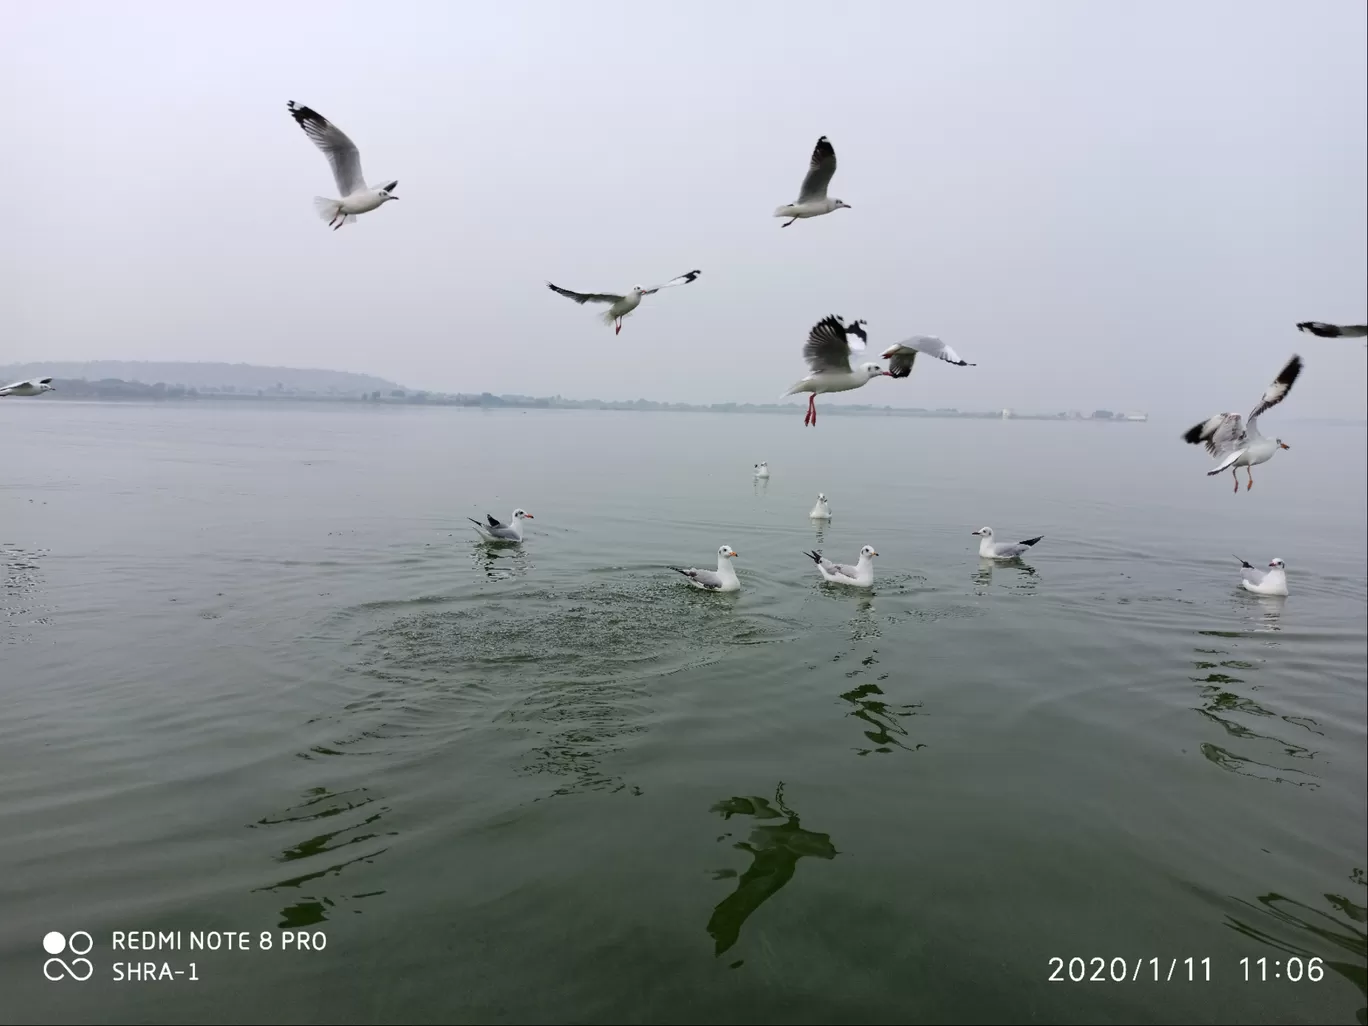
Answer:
xmin=859 ymin=362 xmax=888 ymax=379
xmin=379 ymin=181 xmax=399 ymax=201
xmin=631 ymin=285 xmax=646 ymax=296
xmin=513 ymin=509 xmax=533 ymax=520
xmin=834 ymin=199 xmax=852 ymax=211
xmin=972 ymin=527 xmax=993 ymax=538
xmin=1269 ymin=558 xmax=1285 ymax=569
xmin=817 ymin=493 xmax=827 ymax=502
xmin=719 ymin=545 xmax=738 ymax=559
xmin=1276 ymin=438 xmax=1290 ymax=450
xmin=860 ymin=545 xmax=878 ymax=559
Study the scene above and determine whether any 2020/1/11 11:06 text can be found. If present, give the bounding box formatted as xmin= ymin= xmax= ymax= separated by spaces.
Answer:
xmin=1047 ymin=957 xmax=1326 ymax=982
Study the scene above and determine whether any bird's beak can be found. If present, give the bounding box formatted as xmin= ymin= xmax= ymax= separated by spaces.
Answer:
xmin=1279 ymin=442 xmax=1290 ymax=450
xmin=871 ymin=550 xmax=879 ymax=556
xmin=730 ymin=550 xmax=738 ymax=557
xmin=971 ymin=530 xmax=981 ymax=536
xmin=524 ymin=514 xmax=533 ymax=518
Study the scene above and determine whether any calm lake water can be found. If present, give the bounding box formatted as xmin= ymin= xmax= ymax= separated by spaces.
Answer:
xmin=2 ymin=401 xmax=1365 ymax=1025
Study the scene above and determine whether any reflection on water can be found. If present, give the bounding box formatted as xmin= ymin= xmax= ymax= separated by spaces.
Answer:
xmin=1241 ymin=595 xmax=1286 ymax=632
xmin=838 ymin=681 xmax=925 ymax=755
xmin=470 ymin=543 xmax=533 ymax=581
xmin=972 ymin=558 xmax=1038 ymax=595
xmin=249 ymin=786 xmax=393 ymax=928
xmin=706 ymin=782 xmax=837 ymax=963
xmin=2 ymin=544 xmax=50 ymax=643
xmin=1190 ymin=645 xmax=1321 ymax=788
xmin=1224 ymin=868 xmax=1367 ymax=1024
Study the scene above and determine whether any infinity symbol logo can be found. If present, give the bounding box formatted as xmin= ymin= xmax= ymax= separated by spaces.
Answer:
xmin=42 ymin=931 xmax=94 ymax=982
xmin=44 ymin=957 xmax=94 ymax=981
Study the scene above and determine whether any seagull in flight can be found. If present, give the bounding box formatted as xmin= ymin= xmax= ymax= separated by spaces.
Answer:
xmin=0 ymin=377 xmax=55 ymax=397
xmin=669 ymin=545 xmax=740 ymax=592
xmin=774 ymin=136 xmax=851 ymax=227
xmin=468 ymin=508 xmax=534 ymax=543
xmin=1182 ymin=355 xmax=1302 ymax=492
xmin=545 ymin=270 xmax=702 ymax=335
xmin=287 ymin=101 xmax=398 ymax=230
xmin=1296 ymin=321 xmax=1366 ymax=338
xmin=880 ymin=335 xmax=977 ymax=379
xmin=782 ymin=315 xmax=887 ymax=426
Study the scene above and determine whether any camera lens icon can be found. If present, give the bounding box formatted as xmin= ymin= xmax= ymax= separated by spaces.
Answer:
xmin=42 ymin=931 xmax=94 ymax=981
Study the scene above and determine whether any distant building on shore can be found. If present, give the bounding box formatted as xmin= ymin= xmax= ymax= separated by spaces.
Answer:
xmin=1122 ymin=412 xmax=1149 ymax=422
xmin=1000 ymin=408 xmax=1013 ymax=420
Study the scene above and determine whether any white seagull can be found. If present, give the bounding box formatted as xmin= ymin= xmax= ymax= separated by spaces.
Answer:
xmin=806 ymin=545 xmax=877 ymax=588
xmin=1182 ymin=354 xmax=1302 ymax=493
xmin=545 ymin=270 xmax=702 ymax=336
xmin=971 ymin=527 xmax=1044 ymax=559
xmin=1235 ymin=556 xmax=1289 ymax=597
xmin=287 ymin=101 xmax=398 ymax=230
xmin=0 ymin=377 xmax=55 ymax=397
xmin=468 ymin=508 xmax=534 ymax=543
xmin=775 ymin=136 xmax=851 ymax=227
xmin=669 ymin=545 xmax=740 ymax=592
xmin=754 ymin=462 xmax=770 ymax=479
xmin=881 ymin=335 xmax=977 ymax=379
xmin=809 ymin=493 xmax=832 ymax=519
xmin=783 ymin=315 xmax=889 ymax=427
xmin=1296 ymin=321 xmax=1366 ymax=338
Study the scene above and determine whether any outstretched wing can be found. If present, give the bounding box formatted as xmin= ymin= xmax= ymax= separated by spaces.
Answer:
xmin=797 ymin=136 xmax=838 ymax=203
xmin=1246 ymin=354 xmax=1302 ymax=429
xmin=2 ymin=379 xmax=27 ymax=391
xmin=802 ymin=315 xmax=859 ymax=374
xmin=880 ymin=336 xmax=975 ymax=379
xmin=640 ymin=269 xmax=702 ymax=295
xmin=1297 ymin=321 xmax=1368 ymax=338
xmin=485 ymin=513 xmax=506 ymax=529
xmin=1183 ymin=413 xmax=1246 ymax=456
xmin=287 ymin=101 xmax=365 ymax=197
xmin=546 ymin=282 xmax=624 ymax=305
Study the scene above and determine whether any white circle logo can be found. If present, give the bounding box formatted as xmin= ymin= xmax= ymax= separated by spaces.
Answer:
xmin=42 ymin=931 xmax=94 ymax=981
xmin=42 ymin=932 xmax=66 ymax=955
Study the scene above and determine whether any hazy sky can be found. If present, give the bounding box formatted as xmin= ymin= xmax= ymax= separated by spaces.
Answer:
xmin=4 ymin=1 xmax=1365 ymax=417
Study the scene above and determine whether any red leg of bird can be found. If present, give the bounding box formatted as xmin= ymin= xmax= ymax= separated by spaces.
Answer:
xmin=614 ymin=318 xmax=622 ymax=335
xmin=1232 ymin=470 xmax=1239 ymax=493
xmin=1246 ymin=468 xmax=1254 ymax=491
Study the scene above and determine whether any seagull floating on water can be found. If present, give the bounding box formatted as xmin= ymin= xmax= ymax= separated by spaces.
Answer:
xmin=286 ymin=102 xmax=398 ymax=230
xmin=783 ymin=315 xmax=887 ymax=426
xmin=806 ymin=545 xmax=877 ymax=588
xmin=468 ymin=508 xmax=533 ymax=543
xmin=0 ymin=377 xmax=55 ymax=397
xmin=1296 ymin=321 xmax=1366 ymax=338
xmin=809 ymin=493 xmax=832 ymax=519
xmin=1235 ymin=556 xmax=1288 ymax=597
xmin=881 ymin=335 xmax=977 ymax=379
xmin=545 ymin=270 xmax=702 ymax=335
xmin=1182 ymin=355 xmax=1302 ymax=493
xmin=775 ymin=136 xmax=851 ymax=227
xmin=669 ymin=545 xmax=740 ymax=592
xmin=754 ymin=462 xmax=770 ymax=479
xmin=971 ymin=527 xmax=1043 ymax=559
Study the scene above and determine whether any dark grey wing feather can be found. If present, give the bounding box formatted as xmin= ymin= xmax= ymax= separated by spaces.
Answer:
xmin=886 ymin=349 xmax=917 ymax=379
xmin=1297 ymin=321 xmax=1368 ymax=338
xmin=1247 ymin=354 xmax=1302 ymax=425
xmin=797 ymin=136 xmax=837 ymax=202
xmin=486 ymin=514 xmax=505 ymax=529
xmin=802 ymin=316 xmax=857 ymax=374
xmin=1183 ymin=413 xmax=1245 ymax=456
xmin=546 ymin=282 xmax=623 ymax=305
xmin=640 ymin=270 xmax=702 ymax=295
xmin=287 ymin=101 xmax=365 ymax=196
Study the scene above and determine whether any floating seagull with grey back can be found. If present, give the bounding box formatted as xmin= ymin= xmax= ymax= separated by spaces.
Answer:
xmin=286 ymin=101 xmax=398 ymax=230
xmin=783 ymin=316 xmax=887 ymax=426
xmin=805 ymin=546 xmax=878 ymax=588
xmin=774 ymin=136 xmax=851 ymax=227
xmin=880 ymin=335 xmax=977 ymax=379
xmin=0 ymin=377 xmax=55 ymax=397
xmin=1235 ymin=556 xmax=1289 ymax=597
xmin=669 ymin=545 xmax=740 ymax=592
xmin=971 ymin=528 xmax=1044 ymax=559
xmin=809 ymin=493 xmax=832 ymax=519
xmin=1182 ymin=354 xmax=1302 ymax=493
xmin=545 ymin=270 xmax=702 ymax=336
xmin=468 ymin=509 xmax=534 ymax=543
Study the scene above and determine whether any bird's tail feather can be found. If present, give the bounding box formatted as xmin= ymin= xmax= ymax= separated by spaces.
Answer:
xmin=601 ymin=308 xmax=619 ymax=326
xmin=313 ymin=196 xmax=343 ymax=222
xmin=1234 ymin=555 xmax=1254 ymax=568
xmin=1208 ymin=449 xmax=1244 ymax=474
xmin=668 ymin=566 xmax=693 ymax=577
xmin=1020 ymin=536 xmax=1043 ymax=547
xmin=804 ymin=550 xmax=822 ymax=563
xmin=774 ymin=206 xmax=791 ymax=218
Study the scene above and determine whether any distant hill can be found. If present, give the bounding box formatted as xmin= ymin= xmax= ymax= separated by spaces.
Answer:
xmin=0 ymin=360 xmax=405 ymax=395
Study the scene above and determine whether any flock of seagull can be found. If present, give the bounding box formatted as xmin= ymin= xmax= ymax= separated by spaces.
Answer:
xmin=5 ymin=103 xmax=1364 ymax=600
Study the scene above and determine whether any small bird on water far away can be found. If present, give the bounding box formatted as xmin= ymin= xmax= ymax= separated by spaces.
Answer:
xmin=0 ymin=377 xmax=55 ymax=397
xmin=468 ymin=508 xmax=533 ymax=543
xmin=972 ymin=527 xmax=1044 ymax=559
xmin=545 ymin=270 xmax=702 ymax=336
xmin=286 ymin=101 xmax=398 ymax=230
xmin=809 ymin=493 xmax=832 ymax=519
xmin=806 ymin=545 xmax=877 ymax=588
xmin=775 ymin=136 xmax=851 ymax=227
xmin=669 ymin=545 xmax=741 ymax=592
xmin=1182 ymin=354 xmax=1301 ymax=493
xmin=783 ymin=315 xmax=888 ymax=427
xmin=754 ymin=462 xmax=770 ymax=479
xmin=1235 ymin=556 xmax=1289 ymax=597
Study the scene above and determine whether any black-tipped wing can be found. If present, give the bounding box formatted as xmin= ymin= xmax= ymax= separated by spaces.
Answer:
xmin=797 ymin=136 xmax=838 ymax=203
xmin=802 ymin=316 xmax=859 ymax=374
xmin=37 ymin=377 xmax=53 ymax=385
xmin=545 ymin=281 xmax=624 ymax=306
xmin=880 ymin=336 xmax=974 ymax=379
xmin=1297 ymin=321 xmax=1368 ymax=338
xmin=1247 ymin=354 xmax=1302 ymax=425
xmin=485 ymin=514 xmax=505 ymax=529
xmin=671 ymin=566 xmax=722 ymax=589
xmin=1183 ymin=413 xmax=1245 ymax=456
xmin=287 ymin=101 xmax=365 ymax=197
xmin=641 ymin=269 xmax=702 ymax=295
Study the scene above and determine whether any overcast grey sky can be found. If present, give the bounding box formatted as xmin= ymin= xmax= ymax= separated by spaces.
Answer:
xmin=3 ymin=1 xmax=1365 ymax=416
